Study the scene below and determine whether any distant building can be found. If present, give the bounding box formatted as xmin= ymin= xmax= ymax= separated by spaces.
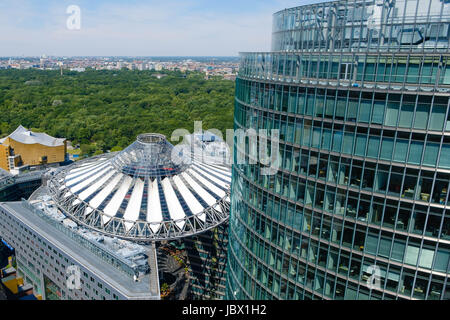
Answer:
xmin=69 ymin=67 xmax=86 ymax=72
xmin=223 ymin=74 xmax=236 ymax=81
xmin=152 ymin=74 xmax=167 ymax=80
xmin=0 ymin=126 xmax=67 ymax=174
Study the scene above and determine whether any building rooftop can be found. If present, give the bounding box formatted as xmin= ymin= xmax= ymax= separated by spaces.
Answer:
xmin=0 ymin=125 xmax=65 ymax=147
xmin=0 ymin=201 xmax=159 ymax=299
xmin=45 ymin=133 xmax=231 ymax=241
xmin=0 ymin=168 xmax=12 ymax=184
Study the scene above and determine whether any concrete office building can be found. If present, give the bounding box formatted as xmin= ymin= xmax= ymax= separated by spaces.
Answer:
xmin=227 ymin=0 xmax=450 ymax=300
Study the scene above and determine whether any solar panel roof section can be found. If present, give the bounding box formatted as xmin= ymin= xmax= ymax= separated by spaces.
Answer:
xmin=47 ymin=133 xmax=231 ymax=241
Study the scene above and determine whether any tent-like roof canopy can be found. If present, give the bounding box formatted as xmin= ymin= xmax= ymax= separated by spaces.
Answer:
xmin=0 ymin=125 xmax=65 ymax=147
xmin=46 ymin=134 xmax=231 ymax=242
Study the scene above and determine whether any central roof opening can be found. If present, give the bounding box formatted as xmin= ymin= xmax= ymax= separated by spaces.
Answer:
xmin=137 ymin=133 xmax=167 ymax=145
xmin=111 ymin=133 xmax=189 ymax=179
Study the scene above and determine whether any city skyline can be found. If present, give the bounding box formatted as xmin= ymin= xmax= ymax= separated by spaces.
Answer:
xmin=0 ymin=0 xmax=324 ymax=57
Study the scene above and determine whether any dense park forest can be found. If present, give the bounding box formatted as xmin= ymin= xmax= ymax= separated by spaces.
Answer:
xmin=0 ymin=69 xmax=235 ymax=155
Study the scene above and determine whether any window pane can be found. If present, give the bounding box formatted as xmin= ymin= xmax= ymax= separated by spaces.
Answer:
xmin=335 ymin=97 xmax=346 ymax=120
xmin=306 ymin=93 xmax=315 ymax=116
xmin=322 ymin=129 xmax=332 ymax=150
xmin=439 ymin=144 xmax=450 ymax=169
xmin=399 ymin=104 xmax=414 ymax=128
xmin=408 ymin=141 xmax=423 ymax=165
xmin=365 ymin=235 xmax=378 ymax=255
xmin=303 ymin=123 xmax=311 ymax=146
xmin=297 ymin=94 xmax=305 ymax=114
xmin=430 ymin=105 xmax=446 ymax=131
xmin=385 ymin=101 xmax=399 ymax=126
xmin=379 ymin=238 xmax=391 ymax=257
xmin=406 ymin=59 xmax=420 ymax=83
xmin=355 ymin=134 xmax=367 ymax=156
xmin=434 ymin=250 xmax=450 ymax=272
xmin=392 ymin=241 xmax=406 ymax=262
xmin=405 ymin=245 xmax=420 ymax=266
xmin=423 ymin=143 xmax=439 ymax=167
xmin=380 ymin=138 xmax=394 ymax=160
xmin=372 ymin=101 xmax=385 ymax=124
xmin=418 ymin=248 xmax=434 ymax=269
xmin=359 ymin=100 xmax=371 ymax=123
xmin=312 ymin=128 xmax=321 ymax=148
xmin=367 ymin=136 xmax=380 ymax=159
xmin=414 ymin=104 xmax=430 ymax=130
xmin=394 ymin=139 xmax=408 ymax=162
xmin=347 ymin=100 xmax=358 ymax=122
xmin=342 ymin=133 xmax=354 ymax=154
xmin=332 ymin=131 xmax=343 ymax=153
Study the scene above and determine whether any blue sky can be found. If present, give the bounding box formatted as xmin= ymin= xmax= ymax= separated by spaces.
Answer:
xmin=0 ymin=0 xmax=324 ymax=56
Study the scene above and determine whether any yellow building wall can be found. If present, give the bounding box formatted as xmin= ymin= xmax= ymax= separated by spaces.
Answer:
xmin=3 ymin=137 xmax=66 ymax=167
xmin=2 ymin=277 xmax=19 ymax=294
xmin=0 ymin=144 xmax=10 ymax=171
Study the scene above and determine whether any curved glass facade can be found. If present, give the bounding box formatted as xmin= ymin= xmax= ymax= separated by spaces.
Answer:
xmin=227 ymin=0 xmax=450 ymax=300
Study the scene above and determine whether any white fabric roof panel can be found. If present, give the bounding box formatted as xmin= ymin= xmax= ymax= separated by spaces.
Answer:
xmin=187 ymin=168 xmax=226 ymax=199
xmin=78 ymin=170 xmax=116 ymax=202
xmin=65 ymin=161 xmax=110 ymax=185
xmin=68 ymin=160 xmax=101 ymax=174
xmin=123 ymin=179 xmax=145 ymax=230
xmin=193 ymin=160 xmax=232 ymax=178
xmin=180 ymin=172 xmax=217 ymax=206
xmin=85 ymin=173 xmax=124 ymax=216
xmin=69 ymin=166 xmax=113 ymax=194
xmin=161 ymin=178 xmax=186 ymax=230
xmin=147 ymin=179 xmax=163 ymax=232
xmin=193 ymin=164 xmax=230 ymax=187
xmin=172 ymin=175 xmax=205 ymax=218
xmin=103 ymin=175 xmax=133 ymax=220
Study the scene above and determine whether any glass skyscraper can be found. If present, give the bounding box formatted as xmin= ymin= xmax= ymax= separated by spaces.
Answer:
xmin=227 ymin=0 xmax=450 ymax=300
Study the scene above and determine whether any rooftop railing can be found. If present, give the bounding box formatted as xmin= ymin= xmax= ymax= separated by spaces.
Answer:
xmin=21 ymin=200 xmax=139 ymax=279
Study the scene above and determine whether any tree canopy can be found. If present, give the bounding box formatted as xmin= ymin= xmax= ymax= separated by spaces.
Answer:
xmin=0 ymin=69 xmax=235 ymax=155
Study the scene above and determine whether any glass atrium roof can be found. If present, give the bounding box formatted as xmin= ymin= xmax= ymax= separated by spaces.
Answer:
xmin=47 ymin=134 xmax=231 ymax=242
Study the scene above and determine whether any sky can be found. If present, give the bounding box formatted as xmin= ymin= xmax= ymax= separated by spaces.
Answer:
xmin=0 ymin=0 xmax=324 ymax=57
